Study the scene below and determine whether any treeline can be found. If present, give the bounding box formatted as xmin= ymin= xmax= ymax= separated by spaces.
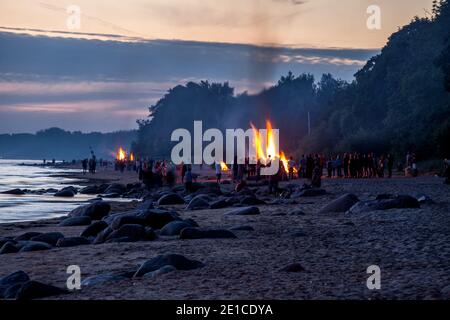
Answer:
xmin=0 ymin=128 xmax=136 ymax=160
xmin=134 ymin=0 xmax=450 ymax=160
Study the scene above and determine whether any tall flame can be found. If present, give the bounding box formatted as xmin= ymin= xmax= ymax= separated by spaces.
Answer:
xmin=130 ymin=153 xmax=135 ymax=161
xmin=220 ymin=161 xmax=229 ymax=171
xmin=117 ymin=147 xmax=126 ymax=161
xmin=252 ymin=120 xmax=296 ymax=173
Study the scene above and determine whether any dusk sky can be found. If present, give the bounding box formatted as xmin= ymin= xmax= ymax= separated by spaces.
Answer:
xmin=0 ymin=0 xmax=434 ymax=133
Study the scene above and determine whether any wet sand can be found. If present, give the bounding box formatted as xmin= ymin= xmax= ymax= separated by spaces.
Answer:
xmin=1 ymin=175 xmax=449 ymax=300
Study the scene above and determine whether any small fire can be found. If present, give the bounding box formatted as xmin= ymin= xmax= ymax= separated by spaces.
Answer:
xmin=220 ymin=161 xmax=229 ymax=171
xmin=130 ymin=153 xmax=135 ymax=161
xmin=117 ymin=147 xmax=126 ymax=161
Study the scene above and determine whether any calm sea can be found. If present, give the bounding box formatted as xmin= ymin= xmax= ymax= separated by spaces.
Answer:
xmin=0 ymin=159 xmax=92 ymax=223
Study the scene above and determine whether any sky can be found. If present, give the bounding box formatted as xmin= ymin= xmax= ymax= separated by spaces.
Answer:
xmin=0 ymin=0 xmax=434 ymax=133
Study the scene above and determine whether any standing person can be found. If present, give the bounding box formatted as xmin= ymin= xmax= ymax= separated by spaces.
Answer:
xmin=232 ymin=156 xmax=238 ymax=182
xmin=181 ymin=162 xmax=187 ymax=183
xmin=184 ymin=165 xmax=193 ymax=193
xmin=300 ymin=155 xmax=306 ymax=179
xmin=82 ymin=159 xmax=88 ymax=174
xmin=343 ymin=153 xmax=349 ymax=178
xmin=311 ymin=160 xmax=322 ymax=188
xmin=327 ymin=156 xmax=333 ymax=178
xmin=336 ymin=155 xmax=343 ymax=178
xmin=387 ymin=154 xmax=394 ymax=178
xmin=215 ymin=162 xmax=222 ymax=184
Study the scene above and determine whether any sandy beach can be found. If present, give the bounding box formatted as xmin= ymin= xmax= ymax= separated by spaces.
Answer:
xmin=1 ymin=168 xmax=449 ymax=300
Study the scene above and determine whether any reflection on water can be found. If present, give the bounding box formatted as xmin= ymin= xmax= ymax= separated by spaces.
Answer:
xmin=0 ymin=159 xmax=94 ymax=223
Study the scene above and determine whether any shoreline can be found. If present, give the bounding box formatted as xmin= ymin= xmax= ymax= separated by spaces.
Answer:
xmin=1 ymin=174 xmax=449 ymax=300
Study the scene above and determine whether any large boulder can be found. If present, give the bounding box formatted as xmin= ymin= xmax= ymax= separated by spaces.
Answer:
xmin=319 ymin=194 xmax=359 ymax=213
xmin=69 ymin=202 xmax=111 ymax=220
xmin=30 ymin=232 xmax=64 ymax=246
xmin=0 ymin=271 xmax=30 ymax=298
xmin=58 ymin=216 xmax=92 ymax=227
xmin=0 ymin=242 xmax=20 ymax=254
xmin=160 ymin=221 xmax=196 ymax=236
xmin=81 ymin=273 xmax=128 ymax=287
xmin=186 ymin=195 xmax=210 ymax=210
xmin=157 ymin=193 xmax=185 ymax=205
xmin=111 ymin=214 xmax=145 ymax=230
xmin=79 ymin=185 xmax=101 ymax=195
xmin=80 ymin=221 xmax=108 ymax=238
xmin=54 ymin=186 xmax=77 ymax=197
xmin=240 ymin=196 xmax=266 ymax=206
xmin=15 ymin=281 xmax=67 ymax=300
xmin=292 ymin=188 xmax=327 ymax=198
xmin=104 ymin=183 xmax=127 ymax=195
xmin=1 ymin=189 xmax=25 ymax=195
xmin=209 ymin=199 xmax=230 ymax=209
xmin=226 ymin=206 xmax=260 ymax=216
xmin=56 ymin=237 xmax=91 ymax=247
xmin=180 ymin=228 xmax=237 ymax=239
xmin=0 ymin=237 xmax=15 ymax=247
xmin=14 ymin=232 xmax=43 ymax=241
xmin=348 ymin=195 xmax=420 ymax=214
xmin=93 ymin=227 xmax=114 ymax=244
xmin=137 ymin=209 xmax=179 ymax=229
xmin=19 ymin=241 xmax=52 ymax=252
xmin=143 ymin=265 xmax=177 ymax=279
xmin=105 ymin=224 xmax=146 ymax=242
xmin=134 ymin=254 xmax=204 ymax=277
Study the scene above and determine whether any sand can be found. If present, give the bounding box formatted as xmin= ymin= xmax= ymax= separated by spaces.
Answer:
xmin=1 ymin=175 xmax=449 ymax=300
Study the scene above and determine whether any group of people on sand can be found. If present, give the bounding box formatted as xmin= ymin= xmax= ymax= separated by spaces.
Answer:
xmin=138 ymin=159 xmax=176 ymax=189
xmin=81 ymin=153 xmax=97 ymax=175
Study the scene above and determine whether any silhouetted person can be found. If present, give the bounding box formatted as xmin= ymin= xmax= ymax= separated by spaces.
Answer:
xmin=387 ymin=154 xmax=394 ymax=178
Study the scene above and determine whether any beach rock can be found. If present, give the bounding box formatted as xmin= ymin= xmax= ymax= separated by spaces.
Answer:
xmin=56 ymin=237 xmax=91 ymax=247
xmin=134 ymin=254 xmax=204 ymax=277
xmin=157 ymin=193 xmax=185 ymax=205
xmin=279 ymin=263 xmax=305 ymax=272
xmin=289 ymin=209 xmax=306 ymax=216
xmin=104 ymin=183 xmax=127 ymax=195
xmin=30 ymin=232 xmax=64 ymax=246
xmin=0 ymin=271 xmax=30 ymax=298
xmin=15 ymin=281 xmax=67 ymax=300
xmin=240 ymin=196 xmax=266 ymax=206
xmin=58 ymin=216 xmax=92 ymax=227
xmin=0 ymin=242 xmax=20 ymax=254
xmin=1 ymin=188 xmax=25 ymax=195
xmin=348 ymin=195 xmax=420 ymax=214
xmin=106 ymin=224 xmax=146 ymax=242
xmin=137 ymin=209 xmax=179 ymax=229
xmin=81 ymin=273 xmax=128 ymax=287
xmin=293 ymin=188 xmax=327 ymax=198
xmin=80 ymin=221 xmax=108 ymax=238
xmin=14 ymin=232 xmax=43 ymax=241
xmin=3 ymin=283 xmax=23 ymax=299
xmin=209 ymin=199 xmax=230 ymax=209
xmin=416 ymin=194 xmax=434 ymax=204
xmin=229 ymin=225 xmax=254 ymax=231
xmin=79 ymin=185 xmax=101 ymax=195
xmin=0 ymin=271 xmax=30 ymax=287
xmin=69 ymin=202 xmax=111 ymax=220
xmin=19 ymin=241 xmax=52 ymax=252
xmin=111 ymin=215 xmax=145 ymax=230
xmin=186 ymin=195 xmax=210 ymax=210
xmin=0 ymin=237 xmax=15 ymax=247
xmin=143 ymin=265 xmax=177 ymax=279
xmin=180 ymin=228 xmax=237 ymax=239
xmin=54 ymin=186 xmax=77 ymax=197
xmin=93 ymin=227 xmax=114 ymax=244
xmin=319 ymin=194 xmax=359 ymax=213
xmin=226 ymin=206 xmax=260 ymax=216
xmin=160 ymin=221 xmax=195 ymax=236
xmin=137 ymin=200 xmax=154 ymax=212
xmin=144 ymin=227 xmax=157 ymax=241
